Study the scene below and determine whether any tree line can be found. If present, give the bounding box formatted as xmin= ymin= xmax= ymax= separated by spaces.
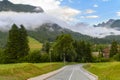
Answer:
xmin=51 ymin=34 xmax=93 ymax=62
xmin=1 ymin=24 xmax=120 ymax=64
xmin=0 ymin=24 xmax=29 ymax=63
xmin=110 ymin=40 xmax=120 ymax=61
xmin=0 ymin=24 xmax=94 ymax=63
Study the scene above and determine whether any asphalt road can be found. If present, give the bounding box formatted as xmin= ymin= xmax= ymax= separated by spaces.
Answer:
xmin=46 ymin=64 xmax=92 ymax=80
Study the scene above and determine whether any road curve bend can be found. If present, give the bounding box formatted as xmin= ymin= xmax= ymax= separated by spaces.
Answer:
xmin=28 ymin=64 xmax=98 ymax=80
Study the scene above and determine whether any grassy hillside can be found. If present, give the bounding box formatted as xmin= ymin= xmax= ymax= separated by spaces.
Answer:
xmin=28 ymin=37 xmax=42 ymax=51
xmin=84 ymin=62 xmax=120 ymax=80
xmin=0 ymin=63 xmax=64 ymax=80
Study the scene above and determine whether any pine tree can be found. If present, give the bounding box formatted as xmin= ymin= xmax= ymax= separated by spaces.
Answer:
xmin=73 ymin=40 xmax=92 ymax=62
xmin=4 ymin=24 xmax=29 ymax=63
xmin=5 ymin=24 xmax=20 ymax=62
xmin=110 ymin=40 xmax=118 ymax=57
xmin=19 ymin=25 xmax=29 ymax=57
xmin=84 ymin=43 xmax=92 ymax=62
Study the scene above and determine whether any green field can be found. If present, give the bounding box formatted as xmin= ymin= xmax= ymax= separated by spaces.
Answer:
xmin=28 ymin=37 xmax=42 ymax=51
xmin=0 ymin=63 xmax=64 ymax=80
xmin=84 ymin=62 xmax=120 ymax=80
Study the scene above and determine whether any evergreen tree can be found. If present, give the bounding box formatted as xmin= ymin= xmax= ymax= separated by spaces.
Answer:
xmin=4 ymin=24 xmax=29 ymax=63
xmin=19 ymin=25 xmax=29 ymax=57
xmin=4 ymin=24 xmax=20 ymax=62
xmin=110 ymin=40 xmax=118 ymax=57
xmin=73 ymin=40 xmax=92 ymax=62
xmin=84 ymin=43 xmax=92 ymax=62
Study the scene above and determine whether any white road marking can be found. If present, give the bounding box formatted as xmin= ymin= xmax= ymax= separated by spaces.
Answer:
xmin=68 ymin=67 xmax=74 ymax=80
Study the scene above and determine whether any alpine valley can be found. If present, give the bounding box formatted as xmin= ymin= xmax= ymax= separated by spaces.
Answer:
xmin=1 ymin=0 xmax=120 ymax=48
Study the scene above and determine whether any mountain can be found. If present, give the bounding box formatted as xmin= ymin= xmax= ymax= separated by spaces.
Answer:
xmin=0 ymin=23 xmax=93 ymax=48
xmin=28 ymin=23 xmax=92 ymax=42
xmin=93 ymin=19 xmax=115 ymax=27
xmin=94 ymin=19 xmax=120 ymax=30
xmin=0 ymin=0 xmax=44 ymax=12
xmin=1 ymin=23 xmax=120 ymax=48
xmin=111 ymin=19 xmax=120 ymax=30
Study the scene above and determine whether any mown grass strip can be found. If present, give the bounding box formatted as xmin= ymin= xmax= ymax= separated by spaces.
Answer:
xmin=84 ymin=62 xmax=120 ymax=80
xmin=0 ymin=63 xmax=64 ymax=80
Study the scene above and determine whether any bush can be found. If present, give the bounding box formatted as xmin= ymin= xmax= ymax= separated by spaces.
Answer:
xmin=0 ymin=49 xmax=10 ymax=64
xmin=23 ymin=51 xmax=50 ymax=63
xmin=93 ymin=57 xmax=110 ymax=62
xmin=23 ymin=50 xmax=41 ymax=63
xmin=100 ymin=58 xmax=110 ymax=62
xmin=40 ymin=53 xmax=50 ymax=62
xmin=113 ymin=53 xmax=120 ymax=61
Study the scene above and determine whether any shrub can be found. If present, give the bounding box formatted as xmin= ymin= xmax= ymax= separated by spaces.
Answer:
xmin=0 ymin=49 xmax=10 ymax=64
xmin=23 ymin=50 xmax=41 ymax=63
xmin=113 ymin=53 xmax=120 ymax=61
xmin=40 ymin=53 xmax=50 ymax=62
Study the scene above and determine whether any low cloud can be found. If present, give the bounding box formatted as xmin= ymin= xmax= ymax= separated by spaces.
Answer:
xmin=70 ymin=22 xmax=120 ymax=38
xmin=0 ymin=12 xmax=120 ymax=38
xmin=0 ymin=11 xmax=69 ymax=31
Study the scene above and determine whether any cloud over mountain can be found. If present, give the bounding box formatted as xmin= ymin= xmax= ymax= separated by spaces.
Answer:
xmin=70 ymin=22 xmax=120 ymax=38
xmin=0 ymin=0 xmax=120 ymax=38
xmin=9 ymin=0 xmax=80 ymax=22
xmin=0 ymin=12 xmax=69 ymax=31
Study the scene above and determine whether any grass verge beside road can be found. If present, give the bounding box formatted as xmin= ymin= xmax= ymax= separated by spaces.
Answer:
xmin=84 ymin=62 xmax=120 ymax=80
xmin=0 ymin=63 xmax=64 ymax=80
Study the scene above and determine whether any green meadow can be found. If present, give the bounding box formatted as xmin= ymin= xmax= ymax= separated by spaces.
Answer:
xmin=28 ymin=37 xmax=42 ymax=51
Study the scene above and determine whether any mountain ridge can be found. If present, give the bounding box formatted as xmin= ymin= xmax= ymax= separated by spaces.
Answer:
xmin=1 ymin=23 xmax=120 ymax=48
xmin=93 ymin=19 xmax=115 ymax=28
xmin=0 ymin=0 xmax=44 ymax=12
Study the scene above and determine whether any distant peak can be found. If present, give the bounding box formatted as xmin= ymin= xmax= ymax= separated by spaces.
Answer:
xmin=0 ymin=0 xmax=44 ymax=13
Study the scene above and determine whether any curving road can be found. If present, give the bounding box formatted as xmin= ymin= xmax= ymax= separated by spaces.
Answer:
xmin=46 ymin=64 xmax=97 ymax=80
xmin=28 ymin=64 xmax=97 ymax=80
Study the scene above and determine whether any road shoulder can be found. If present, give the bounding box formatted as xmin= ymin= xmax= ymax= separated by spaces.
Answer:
xmin=27 ymin=66 xmax=67 ymax=80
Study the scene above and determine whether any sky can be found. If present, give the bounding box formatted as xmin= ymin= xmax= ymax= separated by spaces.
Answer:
xmin=1 ymin=0 xmax=120 ymax=37
xmin=8 ymin=0 xmax=120 ymax=25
